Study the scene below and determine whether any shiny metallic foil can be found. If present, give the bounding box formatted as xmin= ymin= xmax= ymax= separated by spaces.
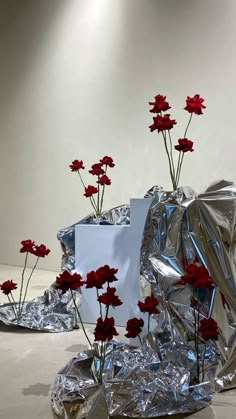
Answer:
xmin=0 ymin=286 xmax=80 ymax=332
xmin=141 ymin=180 xmax=236 ymax=391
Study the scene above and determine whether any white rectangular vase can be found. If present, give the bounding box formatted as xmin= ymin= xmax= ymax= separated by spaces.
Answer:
xmin=75 ymin=198 xmax=152 ymax=326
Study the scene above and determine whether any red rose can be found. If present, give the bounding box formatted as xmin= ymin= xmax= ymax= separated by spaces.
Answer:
xmin=56 ymin=271 xmax=84 ymax=293
xmin=69 ymin=160 xmax=85 ymax=171
xmin=97 ymin=287 xmax=123 ymax=307
xmin=149 ymin=114 xmax=177 ymax=133
xmin=85 ymin=270 xmax=104 ymax=289
xmin=96 ymin=265 xmax=118 ymax=284
xmin=0 ymin=280 xmax=17 ymax=295
xmin=174 ymin=138 xmax=194 ymax=153
xmin=138 ymin=294 xmax=160 ymax=314
xmin=94 ymin=316 xmax=119 ymax=341
xmin=198 ymin=317 xmax=219 ymax=341
xmin=149 ymin=94 xmax=171 ymax=113
xmin=84 ymin=185 xmax=98 ymax=197
xmin=100 ymin=156 xmax=115 ymax=167
xmin=89 ymin=163 xmax=105 ymax=176
xmin=20 ymin=239 xmax=35 ymax=254
xmin=184 ymin=94 xmax=206 ymax=115
xmin=179 ymin=264 xmax=213 ymax=288
xmin=125 ymin=317 xmax=144 ymax=338
xmin=33 ymin=244 xmax=50 ymax=258
xmin=97 ymin=175 xmax=111 ymax=186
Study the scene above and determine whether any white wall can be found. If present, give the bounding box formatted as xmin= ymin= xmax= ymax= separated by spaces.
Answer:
xmin=0 ymin=0 xmax=236 ymax=271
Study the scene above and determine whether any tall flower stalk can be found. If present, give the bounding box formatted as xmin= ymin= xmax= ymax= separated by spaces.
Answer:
xmin=149 ymin=94 xmax=206 ymax=190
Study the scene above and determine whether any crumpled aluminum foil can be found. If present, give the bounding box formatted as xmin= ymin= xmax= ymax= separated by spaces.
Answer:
xmin=0 ymin=286 xmax=80 ymax=332
xmin=57 ymin=205 xmax=130 ymax=272
xmin=141 ymin=180 xmax=236 ymax=391
xmin=51 ymin=341 xmax=214 ymax=419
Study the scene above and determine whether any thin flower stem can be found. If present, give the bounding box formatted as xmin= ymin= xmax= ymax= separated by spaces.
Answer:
xmin=78 ymin=171 xmax=97 ymax=213
xmin=96 ymin=289 xmax=103 ymax=319
xmin=20 ymin=257 xmax=39 ymax=315
xmin=183 ymin=113 xmax=193 ymax=138
xmin=202 ymin=345 xmax=207 ymax=382
xmin=7 ymin=294 xmax=17 ymax=317
xmin=18 ymin=252 xmax=28 ymax=317
xmin=175 ymin=152 xmax=182 ymax=186
xmin=71 ymin=290 xmax=92 ymax=347
xmin=148 ymin=313 xmax=150 ymax=333
xmin=99 ymin=165 xmax=107 ymax=214
xmin=176 ymin=153 xmax=185 ymax=186
xmin=162 ymin=133 xmax=176 ymax=190
xmin=96 ymin=183 xmax=100 ymax=216
xmin=168 ymin=130 xmax=176 ymax=180
xmin=138 ymin=334 xmax=143 ymax=346
xmin=196 ymin=304 xmax=200 ymax=383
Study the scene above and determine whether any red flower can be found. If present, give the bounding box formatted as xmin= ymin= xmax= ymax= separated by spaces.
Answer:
xmin=69 ymin=160 xmax=85 ymax=171
xmin=20 ymin=239 xmax=35 ymax=254
xmin=179 ymin=264 xmax=213 ymax=288
xmin=100 ymin=156 xmax=115 ymax=167
xmin=97 ymin=175 xmax=111 ymax=186
xmin=138 ymin=294 xmax=160 ymax=314
xmin=84 ymin=185 xmax=98 ymax=197
xmin=56 ymin=271 xmax=84 ymax=293
xmin=94 ymin=316 xmax=119 ymax=341
xmin=184 ymin=94 xmax=206 ymax=115
xmin=0 ymin=280 xmax=17 ymax=295
xmin=174 ymin=138 xmax=194 ymax=153
xmin=149 ymin=94 xmax=171 ymax=113
xmin=125 ymin=317 xmax=144 ymax=338
xmin=33 ymin=244 xmax=50 ymax=258
xmin=96 ymin=265 xmax=118 ymax=284
xmin=89 ymin=163 xmax=105 ymax=176
xmin=149 ymin=114 xmax=177 ymax=133
xmin=97 ymin=287 xmax=123 ymax=307
xmin=85 ymin=270 xmax=104 ymax=289
xmin=198 ymin=317 xmax=219 ymax=341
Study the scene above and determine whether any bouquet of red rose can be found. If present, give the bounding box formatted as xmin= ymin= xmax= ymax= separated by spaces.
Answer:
xmin=69 ymin=156 xmax=115 ymax=218
xmin=149 ymin=93 xmax=205 ymax=190
xmin=0 ymin=239 xmax=50 ymax=318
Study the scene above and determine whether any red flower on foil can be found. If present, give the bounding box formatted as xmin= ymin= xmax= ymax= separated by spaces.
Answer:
xmin=20 ymin=239 xmax=35 ymax=254
xmin=177 ymin=264 xmax=213 ymax=288
xmin=100 ymin=156 xmax=115 ymax=167
xmin=138 ymin=294 xmax=160 ymax=314
xmin=174 ymin=138 xmax=194 ymax=153
xmin=149 ymin=114 xmax=177 ymax=133
xmin=198 ymin=317 xmax=219 ymax=341
xmin=97 ymin=287 xmax=123 ymax=307
xmin=32 ymin=244 xmax=51 ymax=258
xmin=125 ymin=317 xmax=144 ymax=338
xmin=84 ymin=185 xmax=98 ymax=197
xmin=149 ymin=94 xmax=171 ymax=113
xmin=69 ymin=160 xmax=85 ymax=171
xmin=96 ymin=265 xmax=118 ymax=284
xmin=0 ymin=280 xmax=17 ymax=295
xmin=89 ymin=163 xmax=105 ymax=176
xmin=184 ymin=94 xmax=206 ymax=115
xmin=97 ymin=175 xmax=111 ymax=186
xmin=94 ymin=316 xmax=119 ymax=341
xmin=56 ymin=271 xmax=84 ymax=293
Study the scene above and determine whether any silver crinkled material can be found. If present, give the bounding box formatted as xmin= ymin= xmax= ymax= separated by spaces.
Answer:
xmin=51 ymin=342 xmax=214 ymax=419
xmin=57 ymin=205 xmax=130 ymax=272
xmin=141 ymin=180 xmax=236 ymax=391
xmin=0 ymin=286 xmax=80 ymax=332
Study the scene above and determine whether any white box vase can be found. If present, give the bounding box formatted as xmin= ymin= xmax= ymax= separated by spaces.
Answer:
xmin=75 ymin=198 xmax=152 ymax=326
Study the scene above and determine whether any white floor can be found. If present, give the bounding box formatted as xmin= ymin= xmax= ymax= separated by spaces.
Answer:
xmin=0 ymin=265 xmax=236 ymax=419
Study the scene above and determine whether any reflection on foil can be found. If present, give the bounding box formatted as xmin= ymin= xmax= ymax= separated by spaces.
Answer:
xmin=51 ymin=343 xmax=214 ymax=419
xmin=57 ymin=205 xmax=130 ymax=272
xmin=0 ymin=287 xmax=80 ymax=332
xmin=141 ymin=180 xmax=236 ymax=391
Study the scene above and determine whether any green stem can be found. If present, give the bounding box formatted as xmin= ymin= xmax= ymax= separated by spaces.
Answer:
xmin=148 ymin=313 xmax=150 ymax=333
xmin=138 ymin=334 xmax=143 ymax=346
xmin=71 ymin=290 xmax=92 ymax=347
xmin=18 ymin=252 xmax=28 ymax=317
xmin=96 ymin=289 xmax=103 ymax=319
xmin=7 ymin=294 xmax=17 ymax=318
xmin=175 ymin=152 xmax=182 ymax=187
xmin=183 ymin=113 xmax=193 ymax=138
xmin=202 ymin=345 xmax=207 ymax=382
xmin=78 ymin=171 xmax=97 ymax=213
xmin=96 ymin=183 xmax=100 ymax=216
xmin=99 ymin=165 xmax=107 ymax=214
xmin=168 ymin=130 xmax=176 ymax=181
xmin=20 ymin=256 xmax=39 ymax=315
xmin=162 ymin=132 xmax=176 ymax=190
xmin=176 ymin=152 xmax=185 ymax=186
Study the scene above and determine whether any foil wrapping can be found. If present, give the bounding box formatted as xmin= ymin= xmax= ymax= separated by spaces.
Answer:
xmin=57 ymin=205 xmax=130 ymax=272
xmin=141 ymin=180 xmax=236 ymax=391
xmin=51 ymin=342 xmax=214 ymax=419
xmin=0 ymin=286 xmax=80 ymax=332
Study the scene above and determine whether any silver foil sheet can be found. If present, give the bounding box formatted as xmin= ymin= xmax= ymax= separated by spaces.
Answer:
xmin=57 ymin=205 xmax=130 ymax=272
xmin=51 ymin=342 xmax=214 ymax=419
xmin=141 ymin=180 xmax=236 ymax=391
xmin=0 ymin=286 xmax=80 ymax=332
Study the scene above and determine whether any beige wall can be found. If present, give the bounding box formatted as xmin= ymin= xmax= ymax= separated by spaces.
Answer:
xmin=0 ymin=0 xmax=236 ymax=271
